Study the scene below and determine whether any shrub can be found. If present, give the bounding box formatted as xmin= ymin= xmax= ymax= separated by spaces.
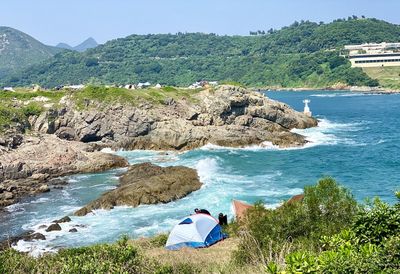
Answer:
xmin=352 ymin=197 xmax=400 ymax=245
xmin=149 ymin=233 xmax=168 ymax=247
xmin=0 ymin=236 xmax=149 ymax=274
xmin=22 ymin=103 xmax=44 ymax=117
xmin=283 ymin=192 xmax=400 ymax=273
xmin=233 ymin=178 xmax=358 ymax=265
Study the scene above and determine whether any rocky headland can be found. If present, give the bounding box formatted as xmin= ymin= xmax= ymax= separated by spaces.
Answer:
xmin=0 ymin=134 xmax=128 ymax=207
xmin=0 ymin=85 xmax=318 ymax=208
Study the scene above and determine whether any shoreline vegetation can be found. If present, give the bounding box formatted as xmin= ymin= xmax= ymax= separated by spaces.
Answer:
xmin=0 ymin=178 xmax=399 ymax=273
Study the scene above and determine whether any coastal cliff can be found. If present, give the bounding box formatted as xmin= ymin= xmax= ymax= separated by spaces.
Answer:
xmin=0 ymin=85 xmax=317 ymax=208
xmin=27 ymin=85 xmax=317 ymax=150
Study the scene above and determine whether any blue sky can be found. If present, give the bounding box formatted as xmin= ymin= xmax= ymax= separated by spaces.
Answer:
xmin=2 ymin=0 xmax=400 ymax=46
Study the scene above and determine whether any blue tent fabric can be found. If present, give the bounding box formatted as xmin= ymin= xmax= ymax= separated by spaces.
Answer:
xmin=204 ymin=224 xmax=224 ymax=246
xmin=165 ymin=214 xmax=227 ymax=250
xmin=179 ymin=218 xmax=193 ymax=225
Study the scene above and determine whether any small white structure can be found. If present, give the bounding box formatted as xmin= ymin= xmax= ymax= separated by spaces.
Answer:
xmin=303 ymin=99 xmax=312 ymax=117
xmin=137 ymin=82 xmax=151 ymax=89
xmin=3 ymin=87 xmax=15 ymax=92
xmin=124 ymin=84 xmax=136 ymax=90
xmin=154 ymin=83 xmax=162 ymax=89
xmin=65 ymin=84 xmax=85 ymax=90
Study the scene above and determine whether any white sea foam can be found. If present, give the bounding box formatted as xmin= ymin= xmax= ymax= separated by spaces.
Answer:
xmin=100 ymin=147 xmax=115 ymax=153
xmin=195 ymin=158 xmax=220 ymax=183
xmin=199 ymin=118 xmax=363 ymax=151
xmin=13 ymin=240 xmax=57 ymax=258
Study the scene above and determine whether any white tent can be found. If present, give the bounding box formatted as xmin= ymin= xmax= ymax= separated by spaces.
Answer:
xmin=165 ymin=214 xmax=225 ymax=250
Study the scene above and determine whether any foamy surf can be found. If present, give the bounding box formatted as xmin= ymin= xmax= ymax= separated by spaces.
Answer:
xmin=198 ymin=118 xmax=364 ymax=151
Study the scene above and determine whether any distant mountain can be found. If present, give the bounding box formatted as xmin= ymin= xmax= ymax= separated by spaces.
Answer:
xmin=56 ymin=37 xmax=98 ymax=52
xmin=56 ymin=42 xmax=74 ymax=50
xmin=74 ymin=37 xmax=98 ymax=52
xmin=0 ymin=26 xmax=62 ymax=78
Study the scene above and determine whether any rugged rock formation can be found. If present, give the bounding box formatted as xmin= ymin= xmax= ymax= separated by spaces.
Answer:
xmin=28 ymin=86 xmax=317 ymax=150
xmin=75 ymin=163 xmax=202 ymax=216
xmin=0 ymin=85 xmax=317 ymax=209
xmin=0 ymin=134 xmax=128 ymax=207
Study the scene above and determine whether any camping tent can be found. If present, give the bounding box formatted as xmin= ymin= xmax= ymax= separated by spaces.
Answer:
xmin=165 ymin=214 xmax=225 ymax=250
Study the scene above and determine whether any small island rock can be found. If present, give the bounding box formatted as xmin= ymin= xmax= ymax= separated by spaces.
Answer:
xmin=75 ymin=163 xmax=202 ymax=216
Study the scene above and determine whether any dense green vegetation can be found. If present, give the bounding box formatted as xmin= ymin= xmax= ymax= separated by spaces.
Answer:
xmin=0 ymin=178 xmax=398 ymax=273
xmin=234 ymin=178 xmax=400 ymax=273
xmin=4 ymin=18 xmax=399 ymax=88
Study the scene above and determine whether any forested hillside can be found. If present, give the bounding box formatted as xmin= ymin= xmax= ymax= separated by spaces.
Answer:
xmin=0 ymin=27 xmax=62 ymax=78
xmin=3 ymin=18 xmax=400 ymax=88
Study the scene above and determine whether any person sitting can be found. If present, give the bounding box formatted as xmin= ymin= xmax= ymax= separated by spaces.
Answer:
xmin=194 ymin=208 xmax=211 ymax=215
xmin=218 ymin=213 xmax=228 ymax=226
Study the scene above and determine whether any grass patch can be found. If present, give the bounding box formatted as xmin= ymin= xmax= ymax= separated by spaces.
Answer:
xmin=72 ymin=85 xmax=201 ymax=108
xmin=0 ymin=89 xmax=65 ymax=102
xmin=363 ymin=66 xmax=400 ymax=89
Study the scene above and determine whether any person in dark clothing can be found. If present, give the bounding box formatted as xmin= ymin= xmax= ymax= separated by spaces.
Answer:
xmin=194 ymin=208 xmax=211 ymax=215
xmin=218 ymin=213 xmax=228 ymax=226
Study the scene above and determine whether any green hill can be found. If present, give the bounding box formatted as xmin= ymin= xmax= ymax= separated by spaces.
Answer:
xmin=0 ymin=26 xmax=62 ymax=78
xmin=3 ymin=18 xmax=400 ymax=88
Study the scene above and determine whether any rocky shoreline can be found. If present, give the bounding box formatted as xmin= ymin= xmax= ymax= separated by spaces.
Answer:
xmin=262 ymin=85 xmax=400 ymax=94
xmin=0 ymin=135 xmax=128 ymax=208
xmin=0 ymin=85 xmax=317 ymax=209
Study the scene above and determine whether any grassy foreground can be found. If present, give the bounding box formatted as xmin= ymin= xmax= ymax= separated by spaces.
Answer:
xmin=0 ymin=178 xmax=399 ymax=273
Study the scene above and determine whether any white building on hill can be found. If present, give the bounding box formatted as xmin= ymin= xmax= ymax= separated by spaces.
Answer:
xmin=345 ymin=42 xmax=400 ymax=68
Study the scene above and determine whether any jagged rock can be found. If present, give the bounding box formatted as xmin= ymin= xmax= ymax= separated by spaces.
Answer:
xmin=1 ymin=86 xmax=317 ymax=209
xmin=234 ymin=115 xmax=253 ymax=126
xmin=69 ymin=228 xmax=78 ymax=233
xmin=164 ymin=97 xmax=175 ymax=106
xmin=55 ymin=127 xmax=76 ymax=140
xmin=53 ymin=216 xmax=71 ymax=223
xmin=6 ymin=185 xmax=17 ymax=192
xmin=36 ymin=185 xmax=50 ymax=193
xmin=31 ymin=173 xmax=49 ymax=181
xmin=0 ymin=135 xmax=129 ymax=208
xmin=75 ymin=163 xmax=202 ymax=216
xmin=2 ymin=192 xmax=14 ymax=200
xmin=48 ymin=178 xmax=68 ymax=186
xmin=45 ymin=223 xmax=61 ymax=232
xmin=26 ymin=86 xmax=316 ymax=151
xmin=24 ymin=233 xmax=46 ymax=241
xmin=0 ymin=230 xmax=44 ymax=250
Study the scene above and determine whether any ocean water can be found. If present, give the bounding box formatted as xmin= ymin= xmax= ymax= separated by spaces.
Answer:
xmin=1 ymin=90 xmax=399 ymax=256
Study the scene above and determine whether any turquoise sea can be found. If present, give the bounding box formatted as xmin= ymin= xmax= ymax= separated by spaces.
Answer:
xmin=1 ymin=90 xmax=399 ymax=256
